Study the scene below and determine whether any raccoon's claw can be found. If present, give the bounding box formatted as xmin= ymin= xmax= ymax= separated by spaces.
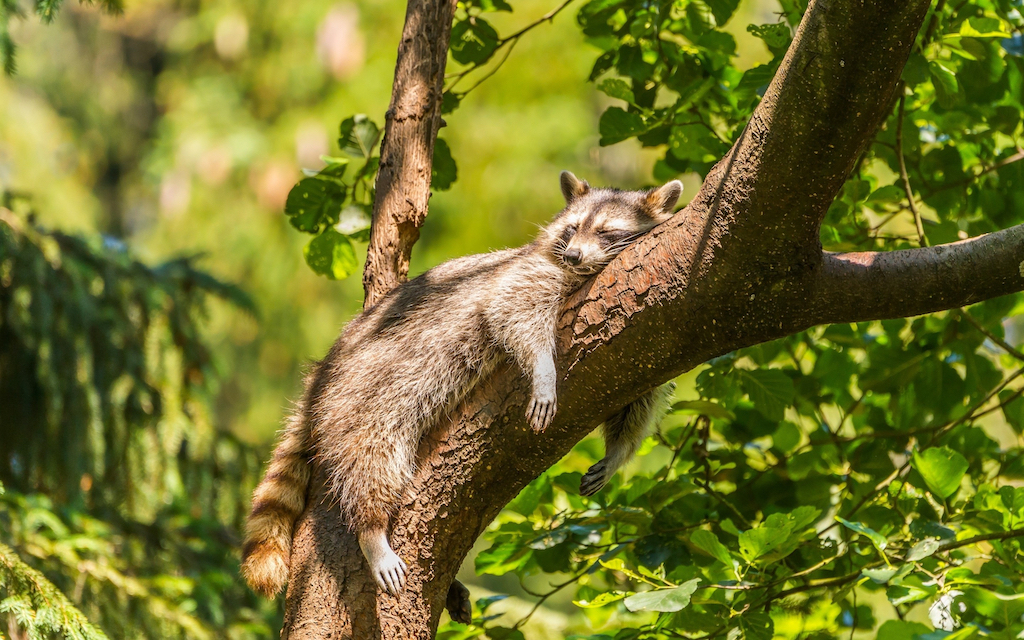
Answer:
xmin=580 ymin=459 xmax=610 ymax=496
xmin=446 ymin=579 xmax=472 ymax=625
xmin=527 ymin=396 xmax=557 ymax=432
xmin=372 ymin=551 xmax=408 ymax=596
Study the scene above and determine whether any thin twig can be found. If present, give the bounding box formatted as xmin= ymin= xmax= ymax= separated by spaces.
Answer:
xmin=895 ymin=92 xmax=927 ymax=247
xmin=959 ymin=308 xmax=1024 ymax=361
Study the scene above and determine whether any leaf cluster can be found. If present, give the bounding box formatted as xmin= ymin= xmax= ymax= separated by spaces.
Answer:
xmin=284 ymin=114 xmax=458 ymax=280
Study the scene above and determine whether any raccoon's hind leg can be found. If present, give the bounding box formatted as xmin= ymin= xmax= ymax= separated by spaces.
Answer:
xmin=334 ymin=437 xmax=414 ymax=595
xmin=358 ymin=527 xmax=408 ymax=595
xmin=580 ymin=383 xmax=674 ymax=496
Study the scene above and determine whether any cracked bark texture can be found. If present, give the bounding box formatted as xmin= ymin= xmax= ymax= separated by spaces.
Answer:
xmin=361 ymin=0 xmax=458 ymax=308
xmin=283 ymin=0 xmax=1024 ymax=636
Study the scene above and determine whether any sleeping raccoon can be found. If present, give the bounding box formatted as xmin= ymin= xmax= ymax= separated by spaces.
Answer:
xmin=241 ymin=171 xmax=681 ymax=599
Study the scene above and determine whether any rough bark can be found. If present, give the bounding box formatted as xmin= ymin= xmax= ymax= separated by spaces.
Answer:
xmin=283 ymin=0 xmax=1024 ymax=637
xmin=361 ymin=0 xmax=458 ymax=309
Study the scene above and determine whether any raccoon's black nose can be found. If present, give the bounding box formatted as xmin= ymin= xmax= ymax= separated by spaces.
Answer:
xmin=563 ymin=249 xmax=582 ymax=265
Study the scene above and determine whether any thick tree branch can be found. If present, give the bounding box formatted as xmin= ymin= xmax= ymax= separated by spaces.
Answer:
xmin=361 ymin=0 xmax=457 ymax=308
xmin=813 ymin=224 xmax=1024 ymax=325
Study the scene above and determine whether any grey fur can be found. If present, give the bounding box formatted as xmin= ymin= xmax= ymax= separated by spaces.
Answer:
xmin=242 ymin=172 xmax=683 ymax=597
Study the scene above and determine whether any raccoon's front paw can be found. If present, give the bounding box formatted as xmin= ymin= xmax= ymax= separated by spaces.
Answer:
xmin=527 ymin=394 xmax=557 ymax=433
xmin=371 ymin=549 xmax=408 ymax=596
xmin=580 ymin=459 xmax=610 ymax=496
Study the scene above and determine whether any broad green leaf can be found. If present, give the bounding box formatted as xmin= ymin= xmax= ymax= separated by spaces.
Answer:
xmin=285 ymin=178 xmax=345 ymax=232
xmin=623 ymin=578 xmax=700 ymax=612
xmin=912 ymin=447 xmax=969 ymax=499
xmin=597 ymin=78 xmax=635 ymax=104
xmin=739 ymin=369 xmax=795 ymax=421
xmin=573 ymin=591 xmax=627 ymax=608
xmin=338 ymin=114 xmax=381 ymax=159
xmin=303 ymin=230 xmax=358 ymax=280
xmin=737 ymin=612 xmax=774 ymax=640
xmin=866 ymin=184 xmax=905 ymax=204
xmin=450 ymin=18 xmax=499 ymax=65
xmin=432 ymin=138 xmax=458 ymax=191
xmin=876 ymin=621 xmax=930 ymax=640
xmin=738 ymin=525 xmax=789 ymax=562
xmin=704 ymin=0 xmax=739 ymax=25
xmin=599 ymin=107 xmax=647 ymax=146
xmin=836 ymin=517 xmax=888 ymax=553
xmin=746 ymin=23 xmax=790 ymax=50
xmin=905 ymin=538 xmax=941 ymax=562
xmin=928 ymin=61 xmax=961 ymax=108
xmin=690 ymin=530 xmax=733 ymax=568
xmin=959 ymin=16 xmax=1011 ymax=39
xmin=334 ymin=205 xmax=371 ymax=237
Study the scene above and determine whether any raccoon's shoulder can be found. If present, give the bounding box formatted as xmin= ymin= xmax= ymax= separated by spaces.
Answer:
xmin=352 ymin=247 xmax=529 ymax=336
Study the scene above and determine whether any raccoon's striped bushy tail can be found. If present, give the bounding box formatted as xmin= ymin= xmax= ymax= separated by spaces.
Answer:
xmin=241 ymin=401 xmax=311 ymax=598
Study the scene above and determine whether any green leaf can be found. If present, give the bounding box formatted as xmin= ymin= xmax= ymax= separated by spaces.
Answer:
xmin=690 ymin=530 xmax=733 ymax=568
xmin=905 ymin=538 xmax=941 ymax=562
xmin=928 ymin=61 xmax=960 ymax=108
xmin=959 ymin=16 xmax=1011 ymax=39
xmin=738 ymin=525 xmax=789 ymax=562
xmin=598 ymin=107 xmax=647 ymax=146
xmin=338 ymin=114 xmax=381 ymax=159
xmin=303 ymin=230 xmax=358 ymax=280
xmin=573 ymin=591 xmax=627 ymax=608
xmin=432 ymin=138 xmax=458 ymax=191
xmin=836 ymin=516 xmax=888 ymax=553
xmin=866 ymin=184 xmax=905 ymax=204
xmin=285 ymin=178 xmax=345 ymax=233
xmin=623 ymin=578 xmax=700 ymax=612
xmin=597 ymin=78 xmax=635 ymax=104
xmin=746 ymin=23 xmax=790 ymax=50
xmin=704 ymin=0 xmax=739 ymax=25
xmin=739 ymin=369 xmax=795 ymax=421
xmin=469 ymin=0 xmax=512 ymax=12
xmin=877 ymin=621 xmax=931 ymax=640
xmin=450 ymin=18 xmax=500 ymax=65
xmin=335 ymin=205 xmax=372 ymax=237
xmin=912 ymin=447 xmax=969 ymax=499
xmin=737 ymin=612 xmax=774 ymax=640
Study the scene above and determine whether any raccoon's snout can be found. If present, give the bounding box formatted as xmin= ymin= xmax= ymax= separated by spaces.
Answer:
xmin=563 ymin=249 xmax=583 ymax=266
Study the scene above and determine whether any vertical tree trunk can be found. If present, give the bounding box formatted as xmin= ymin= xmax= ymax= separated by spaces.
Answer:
xmin=361 ymin=0 xmax=457 ymax=309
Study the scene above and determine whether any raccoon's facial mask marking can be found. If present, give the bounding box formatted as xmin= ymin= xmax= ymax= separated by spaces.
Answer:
xmin=551 ymin=172 xmax=684 ymax=276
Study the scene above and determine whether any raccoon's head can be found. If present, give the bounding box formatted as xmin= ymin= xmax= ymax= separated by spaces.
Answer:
xmin=542 ymin=171 xmax=683 ymax=276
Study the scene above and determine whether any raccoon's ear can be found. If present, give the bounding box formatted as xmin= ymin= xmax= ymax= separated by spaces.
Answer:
xmin=643 ymin=180 xmax=683 ymax=221
xmin=560 ymin=171 xmax=590 ymax=204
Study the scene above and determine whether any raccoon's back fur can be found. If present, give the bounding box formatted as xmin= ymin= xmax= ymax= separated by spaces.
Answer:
xmin=241 ymin=172 xmax=682 ymax=597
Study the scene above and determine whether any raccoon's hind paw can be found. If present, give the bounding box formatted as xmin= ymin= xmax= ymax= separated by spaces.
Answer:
xmin=580 ymin=459 xmax=610 ymax=496
xmin=446 ymin=579 xmax=472 ymax=625
xmin=527 ymin=395 xmax=557 ymax=433
xmin=371 ymin=550 xmax=408 ymax=595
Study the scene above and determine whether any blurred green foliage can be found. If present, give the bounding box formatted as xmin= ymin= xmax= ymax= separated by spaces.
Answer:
xmin=0 ymin=202 xmax=276 ymax=637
